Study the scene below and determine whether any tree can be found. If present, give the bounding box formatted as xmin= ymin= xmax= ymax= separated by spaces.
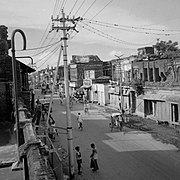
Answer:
xmin=130 ymin=79 xmax=144 ymax=96
xmin=154 ymin=40 xmax=179 ymax=58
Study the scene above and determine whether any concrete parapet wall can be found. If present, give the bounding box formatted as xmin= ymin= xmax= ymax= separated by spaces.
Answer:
xmin=27 ymin=146 xmax=55 ymax=180
xmin=21 ymin=115 xmax=56 ymax=180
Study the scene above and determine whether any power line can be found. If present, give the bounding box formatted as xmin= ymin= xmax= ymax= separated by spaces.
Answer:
xmin=53 ymin=0 xmax=59 ymax=15
xmin=81 ymin=0 xmax=97 ymax=17
xmin=70 ymin=0 xmax=112 ymax=41
xmin=80 ymin=22 xmax=155 ymax=46
xmin=83 ymin=19 xmax=175 ymax=36
xmin=69 ymin=0 xmax=79 ymax=16
xmin=73 ymin=0 xmax=86 ymax=16
xmin=37 ymin=45 xmax=60 ymax=69
xmin=91 ymin=0 xmax=113 ymax=20
xmin=61 ymin=0 xmax=68 ymax=10
xmin=17 ymin=39 xmax=62 ymax=52
xmin=83 ymin=18 xmax=180 ymax=33
xmin=68 ymin=0 xmax=97 ymax=40
xmin=31 ymin=31 xmax=62 ymax=56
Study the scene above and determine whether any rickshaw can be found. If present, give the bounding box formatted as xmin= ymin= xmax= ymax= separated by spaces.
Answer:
xmin=109 ymin=113 xmax=123 ymax=132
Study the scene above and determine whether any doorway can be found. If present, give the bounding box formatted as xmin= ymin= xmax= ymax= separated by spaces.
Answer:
xmin=171 ymin=103 xmax=179 ymax=123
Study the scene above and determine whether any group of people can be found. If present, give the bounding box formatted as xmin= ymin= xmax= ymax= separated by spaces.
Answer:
xmin=75 ymin=143 xmax=99 ymax=175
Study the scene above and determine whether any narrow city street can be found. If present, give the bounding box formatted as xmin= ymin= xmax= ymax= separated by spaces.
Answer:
xmin=49 ymin=98 xmax=180 ymax=180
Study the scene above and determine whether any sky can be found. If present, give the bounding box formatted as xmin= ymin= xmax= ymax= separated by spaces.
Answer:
xmin=1 ymin=0 xmax=180 ymax=70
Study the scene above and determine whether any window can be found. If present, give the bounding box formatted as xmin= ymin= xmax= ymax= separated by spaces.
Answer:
xmin=154 ymin=68 xmax=161 ymax=82
xmin=144 ymin=100 xmax=153 ymax=115
xmin=144 ymin=68 xmax=148 ymax=81
xmin=84 ymin=70 xmax=95 ymax=79
xmin=149 ymin=68 xmax=153 ymax=82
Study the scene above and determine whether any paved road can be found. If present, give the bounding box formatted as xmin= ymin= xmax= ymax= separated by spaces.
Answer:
xmin=50 ymin=99 xmax=180 ymax=180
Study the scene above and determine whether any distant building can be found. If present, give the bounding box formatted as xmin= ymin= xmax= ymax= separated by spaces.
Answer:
xmin=69 ymin=55 xmax=103 ymax=100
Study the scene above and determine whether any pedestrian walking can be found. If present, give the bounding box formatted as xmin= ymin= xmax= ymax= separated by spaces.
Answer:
xmin=84 ymin=102 xmax=89 ymax=114
xmin=77 ymin=113 xmax=83 ymax=130
xmin=75 ymin=146 xmax=82 ymax=175
xmin=118 ymin=113 xmax=123 ymax=131
xmin=90 ymin=143 xmax=99 ymax=172
xmin=59 ymin=94 xmax=63 ymax=104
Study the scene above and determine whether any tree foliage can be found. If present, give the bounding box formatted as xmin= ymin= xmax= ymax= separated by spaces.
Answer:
xmin=154 ymin=40 xmax=179 ymax=58
xmin=130 ymin=79 xmax=144 ymax=96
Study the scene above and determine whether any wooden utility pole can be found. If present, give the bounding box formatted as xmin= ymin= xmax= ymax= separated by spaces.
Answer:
xmin=51 ymin=10 xmax=80 ymax=178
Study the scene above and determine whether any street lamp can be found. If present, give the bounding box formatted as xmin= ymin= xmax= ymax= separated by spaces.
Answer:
xmin=11 ymin=29 xmax=26 ymax=161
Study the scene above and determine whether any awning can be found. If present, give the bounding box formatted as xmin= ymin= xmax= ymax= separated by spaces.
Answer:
xmin=138 ymin=94 xmax=167 ymax=101
xmin=138 ymin=93 xmax=180 ymax=103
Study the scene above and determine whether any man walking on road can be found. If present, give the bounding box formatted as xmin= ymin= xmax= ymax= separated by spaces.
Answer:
xmin=77 ymin=113 xmax=83 ymax=130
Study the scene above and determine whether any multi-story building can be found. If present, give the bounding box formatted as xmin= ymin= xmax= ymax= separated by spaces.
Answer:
xmin=108 ymin=55 xmax=137 ymax=111
xmin=132 ymin=46 xmax=180 ymax=126
xmin=69 ymin=55 xmax=103 ymax=101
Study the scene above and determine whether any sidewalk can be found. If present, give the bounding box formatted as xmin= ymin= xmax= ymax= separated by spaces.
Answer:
xmin=95 ymin=103 xmax=180 ymax=149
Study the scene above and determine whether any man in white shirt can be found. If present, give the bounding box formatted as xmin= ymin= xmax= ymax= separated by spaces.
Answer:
xmin=77 ymin=113 xmax=83 ymax=130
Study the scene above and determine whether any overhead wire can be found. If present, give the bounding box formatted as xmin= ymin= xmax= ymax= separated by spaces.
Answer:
xmin=60 ymin=0 xmax=68 ymax=11
xmin=31 ymin=30 xmax=62 ymax=57
xmin=70 ymin=0 xmax=113 ymax=40
xmin=91 ymin=0 xmax=113 ymax=20
xmin=69 ymin=0 xmax=79 ymax=16
xmin=79 ymin=21 xmax=155 ymax=46
xmin=74 ymin=0 xmax=86 ymax=16
xmin=32 ymin=0 xmax=61 ymax=61
xmin=83 ymin=19 xmax=176 ymax=36
xmin=81 ymin=0 xmax=97 ymax=17
xmin=37 ymin=45 xmax=60 ymax=69
xmin=83 ymin=18 xmax=180 ymax=33
xmin=52 ymin=0 xmax=59 ymax=15
xmin=32 ymin=40 xmax=61 ymax=60
xmin=68 ymin=0 xmax=97 ymax=40
xmin=17 ymin=39 xmax=62 ymax=52
xmin=36 ymin=45 xmax=59 ymax=65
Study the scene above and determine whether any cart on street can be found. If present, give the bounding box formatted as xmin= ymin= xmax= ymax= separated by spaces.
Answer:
xmin=109 ymin=112 xmax=123 ymax=132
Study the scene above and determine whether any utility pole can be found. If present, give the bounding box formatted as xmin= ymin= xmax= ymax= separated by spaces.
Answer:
xmin=115 ymin=55 xmax=123 ymax=113
xmin=51 ymin=10 xmax=80 ymax=178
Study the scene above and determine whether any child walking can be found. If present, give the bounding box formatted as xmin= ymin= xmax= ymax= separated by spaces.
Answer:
xmin=90 ymin=143 xmax=99 ymax=172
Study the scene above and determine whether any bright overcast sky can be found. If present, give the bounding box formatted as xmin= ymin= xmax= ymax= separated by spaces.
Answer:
xmin=1 ymin=0 xmax=180 ymax=69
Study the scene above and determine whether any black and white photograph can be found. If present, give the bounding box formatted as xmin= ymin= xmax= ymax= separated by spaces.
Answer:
xmin=0 ymin=0 xmax=180 ymax=179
